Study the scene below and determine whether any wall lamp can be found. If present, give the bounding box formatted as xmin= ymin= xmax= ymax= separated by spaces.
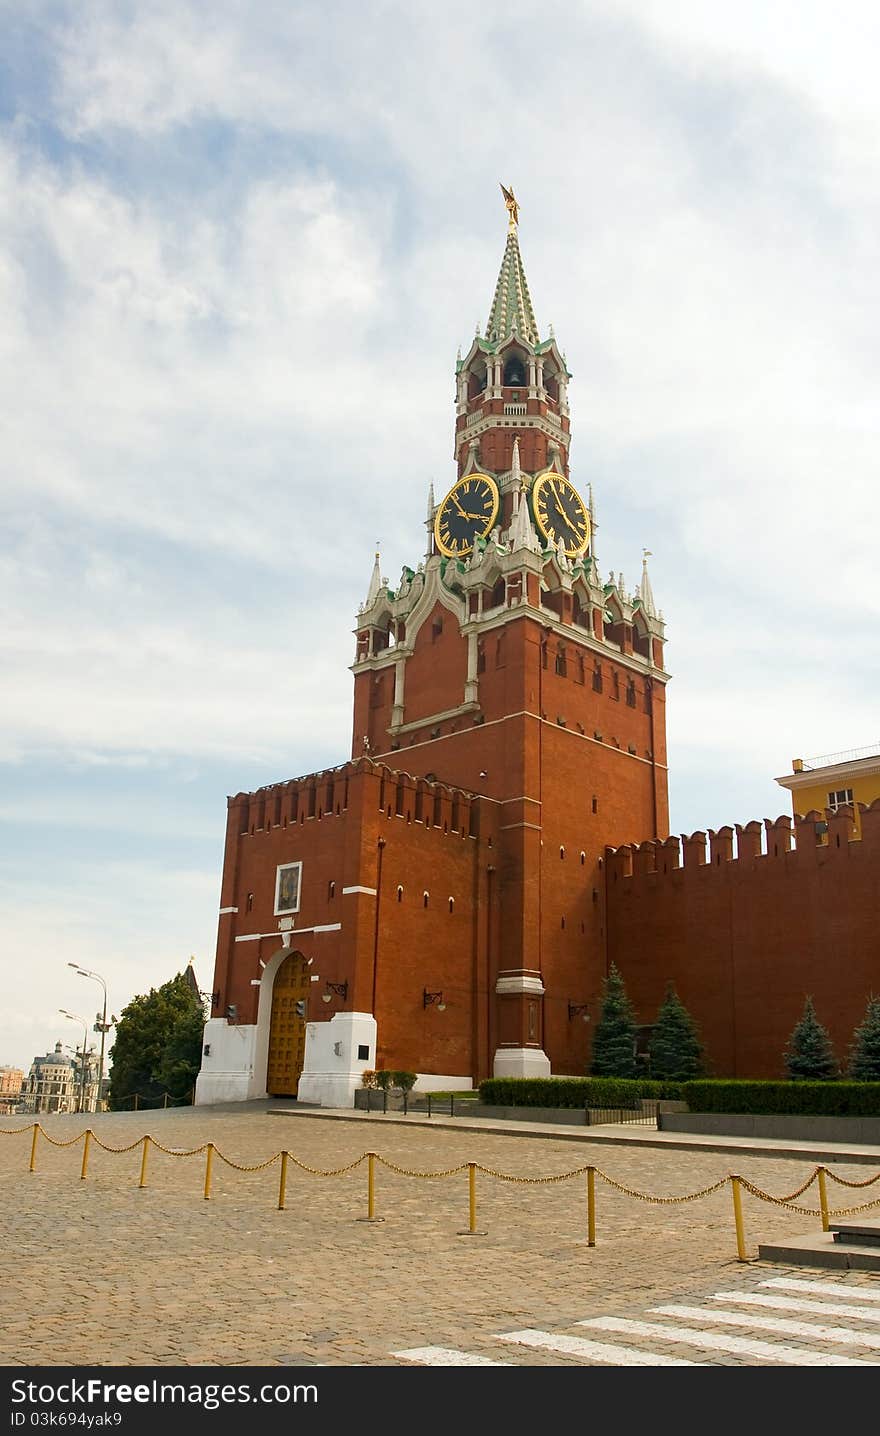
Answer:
xmin=423 ymin=989 xmax=446 ymax=1011
xmin=568 ymin=1002 xmax=591 ymax=1022
xmin=322 ymin=981 xmax=349 ymax=1004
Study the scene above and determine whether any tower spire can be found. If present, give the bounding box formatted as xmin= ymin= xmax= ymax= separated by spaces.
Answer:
xmin=364 ymin=549 xmax=383 ymax=608
xmin=486 ymin=184 xmax=539 ymax=345
xmin=640 ymin=549 xmax=656 ymax=617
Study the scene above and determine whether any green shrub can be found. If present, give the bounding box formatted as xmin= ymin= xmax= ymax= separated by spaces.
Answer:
xmin=373 ymin=1069 xmax=393 ymax=1091
xmin=681 ymin=1080 xmax=880 ymax=1116
xmin=478 ymin=1076 xmax=684 ymax=1108
xmin=391 ymin=1070 xmax=417 ymax=1093
xmin=648 ymin=985 xmax=705 ymax=1080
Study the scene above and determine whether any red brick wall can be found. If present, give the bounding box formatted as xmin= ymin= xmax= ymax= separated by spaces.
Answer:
xmin=605 ymin=802 xmax=880 ymax=1078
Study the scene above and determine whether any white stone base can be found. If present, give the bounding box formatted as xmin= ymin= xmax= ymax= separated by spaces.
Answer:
xmin=195 ymin=1018 xmax=259 ymax=1105
xmin=492 ymin=1046 xmax=552 ymax=1078
xmin=296 ymin=1011 xmax=377 ymax=1109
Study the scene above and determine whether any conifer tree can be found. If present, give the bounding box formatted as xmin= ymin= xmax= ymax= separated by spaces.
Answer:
xmin=648 ymin=984 xmax=705 ymax=1080
xmin=783 ymin=996 xmax=838 ymax=1080
xmin=847 ymin=996 xmax=880 ymax=1081
xmin=590 ymin=963 xmax=638 ymax=1078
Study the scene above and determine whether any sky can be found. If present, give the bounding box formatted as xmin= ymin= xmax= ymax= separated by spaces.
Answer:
xmin=2 ymin=1 xmax=878 ymax=1074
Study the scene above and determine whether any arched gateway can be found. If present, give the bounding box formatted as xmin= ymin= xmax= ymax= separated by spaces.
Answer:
xmin=266 ymin=951 xmax=310 ymax=1097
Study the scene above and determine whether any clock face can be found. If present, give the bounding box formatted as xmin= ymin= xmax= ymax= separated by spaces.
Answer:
xmin=531 ymin=471 xmax=591 ymax=557
xmin=434 ymin=473 xmax=500 ymax=558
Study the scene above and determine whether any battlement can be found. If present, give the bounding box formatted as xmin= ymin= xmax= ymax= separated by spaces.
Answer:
xmin=605 ymin=799 xmax=880 ymax=880
xmin=228 ymin=756 xmax=491 ymax=840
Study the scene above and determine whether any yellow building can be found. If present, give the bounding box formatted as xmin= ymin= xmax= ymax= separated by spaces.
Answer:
xmin=776 ymin=743 xmax=880 ymax=833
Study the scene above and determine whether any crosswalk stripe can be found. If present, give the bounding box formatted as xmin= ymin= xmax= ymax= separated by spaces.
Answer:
xmin=653 ymin=1303 xmax=880 ymax=1352
xmin=495 ymin=1329 xmax=707 ymax=1366
xmin=581 ymin=1315 xmax=877 ymax=1365
xmin=713 ymin=1290 xmax=880 ymax=1323
xmin=762 ymin=1277 xmax=880 ymax=1303
xmin=391 ymin=1346 xmax=511 ymax=1366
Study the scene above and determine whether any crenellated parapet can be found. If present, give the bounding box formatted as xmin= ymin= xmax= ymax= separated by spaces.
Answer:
xmin=227 ymin=755 xmax=495 ymax=843
xmin=605 ymin=798 xmax=880 ymax=880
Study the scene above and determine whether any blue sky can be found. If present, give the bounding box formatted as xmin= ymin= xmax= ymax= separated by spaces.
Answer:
xmin=3 ymin=1 xmax=879 ymax=1072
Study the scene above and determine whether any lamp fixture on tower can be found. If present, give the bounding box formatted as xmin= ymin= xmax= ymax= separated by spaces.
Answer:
xmin=568 ymin=1002 xmax=590 ymax=1022
xmin=322 ymin=981 xmax=349 ymax=1004
xmin=423 ymin=989 xmax=446 ymax=1011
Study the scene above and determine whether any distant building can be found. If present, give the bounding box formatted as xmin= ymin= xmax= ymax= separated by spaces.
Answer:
xmin=0 ymin=1066 xmax=23 ymax=1114
xmin=20 ymin=1041 xmax=98 ymax=1114
xmin=776 ymin=744 xmax=880 ymax=836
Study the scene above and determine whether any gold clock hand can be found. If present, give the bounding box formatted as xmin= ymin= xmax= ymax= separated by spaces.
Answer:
xmin=450 ymin=493 xmax=471 ymax=520
xmin=548 ymin=480 xmax=581 ymax=537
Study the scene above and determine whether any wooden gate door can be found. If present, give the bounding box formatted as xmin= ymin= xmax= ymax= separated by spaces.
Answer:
xmin=266 ymin=952 xmax=310 ymax=1097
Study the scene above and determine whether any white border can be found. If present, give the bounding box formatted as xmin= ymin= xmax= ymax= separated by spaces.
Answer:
xmin=274 ymin=860 xmax=303 ymax=916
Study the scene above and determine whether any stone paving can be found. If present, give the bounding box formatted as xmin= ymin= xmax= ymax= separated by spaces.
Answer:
xmin=2 ymin=1106 xmax=879 ymax=1367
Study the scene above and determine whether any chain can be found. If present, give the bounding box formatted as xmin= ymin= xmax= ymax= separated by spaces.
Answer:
xmin=0 ymin=1124 xmax=39 ymax=1136
xmin=825 ymin=1194 xmax=880 ymax=1218
xmin=474 ymin=1161 xmax=593 ymax=1185
xmin=375 ymin=1156 xmax=468 ymax=1179
xmin=823 ymin=1168 xmax=880 ymax=1189
xmin=596 ymin=1170 xmax=729 ymax=1203
xmin=89 ymin=1133 xmax=151 ymax=1154
xmin=286 ymin=1153 xmax=369 ymax=1178
xmin=148 ymin=1139 xmax=210 ymax=1158
xmin=37 ymin=1127 xmax=89 ymax=1149
xmin=213 ymin=1149 xmax=282 ymax=1174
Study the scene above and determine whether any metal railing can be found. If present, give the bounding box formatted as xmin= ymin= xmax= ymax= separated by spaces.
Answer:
xmin=801 ymin=743 xmax=880 ymax=770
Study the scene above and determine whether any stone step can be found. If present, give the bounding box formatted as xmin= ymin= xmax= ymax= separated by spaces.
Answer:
xmin=758 ymin=1230 xmax=880 ymax=1271
xmin=831 ymin=1219 xmax=880 ymax=1247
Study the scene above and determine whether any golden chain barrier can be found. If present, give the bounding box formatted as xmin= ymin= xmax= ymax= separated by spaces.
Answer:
xmin=823 ymin=1168 xmax=880 ymax=1189
xmin=596 ymin=1171 xmax=729 ymax=1204
xmin=287 ymin=1152 xmax=369 ymax=1178
xmin=375 ymin=1155 xmax=468 ymax=1179
xmin=7 ymin=1121 xmax=880 ymax=1258
xmin=213 ymin=1149 xmax=281 ymax=1174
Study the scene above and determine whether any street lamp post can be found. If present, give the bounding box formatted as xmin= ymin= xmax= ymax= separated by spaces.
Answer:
xmin=69 ymin=965 xmax=110 ymax=1113
xmin=59 ymin=1010 xmax=89 ymax=1113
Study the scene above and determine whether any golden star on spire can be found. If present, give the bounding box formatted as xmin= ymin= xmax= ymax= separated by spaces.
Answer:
xmin=500 ymin=182 xmax=519 ymax=230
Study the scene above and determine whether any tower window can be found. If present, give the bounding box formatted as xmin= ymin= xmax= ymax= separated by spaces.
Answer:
xmin=626 ymin=679 xmax=636 ymax=708
xmin=591 ymin=796 xmax=598 ymax=815
xmin=432 ymin=616 xmax=443 ymax=641
xmin=555 ymin=647 xmax=567 ymax=677
xmin=477 ymin=642 xmax=486 ymax=674
xmin=611 ymin=671 xmax=620 ymax=701
xmin=592 ymin=663 xmax=603 ymax=693
xmin=423 ymin=891 xmax=430 ymax=909
xmin=503 ymin=355 xmax=527 ymax=386
xmin=397 ymin=885 xmax=404 ymax=902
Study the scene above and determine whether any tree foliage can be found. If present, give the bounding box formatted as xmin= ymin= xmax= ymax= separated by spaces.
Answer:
xmin=847 ymin=996 xmax=880 ymax=1081
xmin=590 ymin=963 xmax=638 ymax=1078
xmin=783 ymin=996 xmax=838 ymax=1080
xmin=108 ymin=971 xmax=205 ymax=1108
xmin=648 ymin=984 xmax=705 ymax=1080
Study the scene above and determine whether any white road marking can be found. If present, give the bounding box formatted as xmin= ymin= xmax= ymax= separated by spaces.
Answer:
xmin=762 ymin=1277 xmax=880 ymax=1303
xmin=653 ymin=1303 xmax=880 ymax=1352
xmin=391 ymin=1346 xmax=511 ymax=1366
xmin=495 ymin=1329 xmax=707 ymax=1366
xmin=581 ymin=1316 xmax=876 ymax=1366
xmin=714 ymin=1290 xmax=880 ymax=1323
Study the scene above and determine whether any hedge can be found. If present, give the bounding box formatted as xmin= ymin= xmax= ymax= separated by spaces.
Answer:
xmin=477 ymin=1077 xmax=684 ymax=1108
xmin=681 ymin=1081 xmax=880 ymax=1116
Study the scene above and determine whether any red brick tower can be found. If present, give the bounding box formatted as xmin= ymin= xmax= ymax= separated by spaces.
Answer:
xmin=351 ymin=187 xmax=670 ymax=1077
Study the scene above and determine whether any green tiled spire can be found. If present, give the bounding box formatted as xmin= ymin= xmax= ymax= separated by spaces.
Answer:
xmin=486 ymin=190 xmax=539 ymax=345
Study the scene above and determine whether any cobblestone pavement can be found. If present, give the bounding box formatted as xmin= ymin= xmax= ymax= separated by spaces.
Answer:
xmin=2 ymin=1107 xmax=879 ymax=1367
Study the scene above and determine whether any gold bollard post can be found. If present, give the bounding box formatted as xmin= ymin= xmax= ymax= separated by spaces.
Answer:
xmin=138 ymin=1135 xmax=150 ymax=1189
xmin=731 ymin=1175 xmax=748 ymax=1261
xmin=277 ymin=1151 xmax=289 ymax=1211
xmin=458 ymin=1161 xmax=487 ymax=1236
xmin=80 ymin=1130 xmax=92 ymax=1182
xmin=163 ymin=1093 xmax=169 ymax=1109
xmin=204 ymin=1142 xmax=214 ymax=1201
xmin=29 ymin=1123 xmax=39 ymax=1173
xmin=817 ymin=1166 xmax=830 ymax=1233
xmin=587 ymin=1166 xmax=596 ymax=1247
xmin=133 ymin=1094 xmax=139 ymax=1112
xmin=356 ymin=1152 xmax=384 ymax=1223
